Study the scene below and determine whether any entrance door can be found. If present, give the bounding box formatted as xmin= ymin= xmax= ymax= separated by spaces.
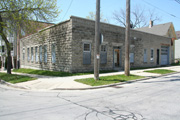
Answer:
xmin=161 ymin=46 xmax=169 ymax=65
xmin=157 ymin=49 xmax=159 ymax=65
xmin=113 ymin=48 xmax=121 ymax=68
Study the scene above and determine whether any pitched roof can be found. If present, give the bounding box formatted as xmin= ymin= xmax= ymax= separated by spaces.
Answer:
xmin=136 ymin=22 xmax=172 ymax=36
xmin=176 ymin=31 xmax=180 ymax=39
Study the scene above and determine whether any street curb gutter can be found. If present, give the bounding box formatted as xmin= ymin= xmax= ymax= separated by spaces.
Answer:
xmin=0 ymin=79 xmax=29 ymax=90
xmin=0 ymin=71 xmax=179 ymax=91
xmin=52 ymin=72 xmax=180 ymax=90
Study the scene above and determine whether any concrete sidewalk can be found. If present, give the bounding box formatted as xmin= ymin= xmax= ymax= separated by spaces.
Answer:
xmin=1 ymin=66 xmax=180 ymax=90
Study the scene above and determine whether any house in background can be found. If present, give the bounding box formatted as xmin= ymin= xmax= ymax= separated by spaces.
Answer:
xmin=137 ymin=21 xmax=177 ymax=64
xmin=175 ymin=31 xmax=180 ymax=60
xmin=0 ymin=21 xmax=53 ymax=69
xmin=20 ymin=16 xmax=173 ymax=73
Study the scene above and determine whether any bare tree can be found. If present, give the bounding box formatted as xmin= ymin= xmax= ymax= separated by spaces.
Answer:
xmin=113 ymin=6 xmax=161 ymax=28
xmin=86 ymin=11 xmax=109 ymax=23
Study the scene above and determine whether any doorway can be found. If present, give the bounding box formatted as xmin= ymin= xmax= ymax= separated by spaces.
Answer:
xmin=113 ymin=48 xmax=121 ymax=69
xmin=157 ymin=49 xmax=159 ymax=65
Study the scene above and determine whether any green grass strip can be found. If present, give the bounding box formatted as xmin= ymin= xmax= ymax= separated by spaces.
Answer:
xmin=0 ymin=72 xmax=37 ymax=84
xmin=75 ymin=74 xmax=144 ymax=86
xmin=144 ymin=69 xmax=175 ymax=74
xmin=13 ymin=68 xmax=117 ymax=77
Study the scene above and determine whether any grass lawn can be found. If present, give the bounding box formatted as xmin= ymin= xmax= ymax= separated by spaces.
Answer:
xmin=13 ymin=68 xmax=117 ymax=77
xmin=144 ymin=69 xmax=175 ymax=74
xmin=75 ymin=74 xmax=144 ymax=86
xmin=0 ymin=72 xmax=37 ymax=84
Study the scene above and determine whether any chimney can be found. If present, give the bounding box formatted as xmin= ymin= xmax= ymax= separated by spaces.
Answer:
xmin=149 ymin=20 xmax=153 ymax=28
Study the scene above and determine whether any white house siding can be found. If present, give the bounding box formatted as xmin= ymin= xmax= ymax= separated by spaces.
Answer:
xmin=175 ymin=39 xmax=180 ymax=59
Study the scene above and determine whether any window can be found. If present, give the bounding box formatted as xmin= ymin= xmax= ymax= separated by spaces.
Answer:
xmin=144 ymin=49 xmax=147 ymax=62
xmin=101 ymin=45 xmax=106 ymax=52
xmin=130 ymin=53 xmax=134 ymax=63
xmin=21 ymin=29 xmax=26 ymax=36
xmin=100 ymin=45 xmax=107 ymax=64
xmin=83 ymin=43 xmax=91 ymax=64
xmin=83 ymin=43 xmax=91 ymax=52
xmin=27 ymin=48 xmax=30 ymax=62
xmin=35 ymin=46 xmax=38 ymax=62
xmin=10 ymin=43 xmax=13 ymax=51
xmin=39 ymin=46 xmax=42 ymax=62
xmin=44 ymin=45 xmax=47 ymax=63
xmin=151 ymin=49 xmax=154 ymax=61
xmin=2 ymin=45 xmax=4 ymax=52
xmin=23 ymin=48 xmax=25 ymax=61
xmin=51 ymin=44 xmax=56 ymax=63
xmin=31 ymin=47 xmax=33 ymax=62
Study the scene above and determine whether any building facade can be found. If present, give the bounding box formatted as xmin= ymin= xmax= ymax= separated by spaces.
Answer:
xmin=0 ymin=21 xmax=53 ymax=69
xmin=137 ymin=22 xmax=177 ymax=63
xmin=20 ymin=16 xmax=172 ymax=73
xmin=175 ymin=31 xmax=180 ymax=59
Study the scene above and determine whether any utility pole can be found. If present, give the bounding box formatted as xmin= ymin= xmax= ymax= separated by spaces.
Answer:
xmin=94 ymin=0 xmax=100 ymax=80
xmin=125 ymin=0 xmax=130 ymax=76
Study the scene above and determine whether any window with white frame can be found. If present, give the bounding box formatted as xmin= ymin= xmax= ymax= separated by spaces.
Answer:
xmin=39 ymin=45 xmax=42 ymax=62
xmin=31 ymin=47 xmax=33 ymax=62
xmin=83 ymin=43 xmax=91 ymax=64
xmin=151 ymin=48 xmax=154 ymax=61
xmin=21 ymin=29 xmax=26 ymax=36
xmin=35 ymin=46 xmax=38 ymax=62
xmin=51 ymin=44 xmax=56 ymax=63
xmin=44 ymin=45 xmax=47 ymax=63
xmin=27 ymin=48 xmax=30 ymax=62
xmin=130 ymin=53 xmax=134 ymax=63
xmin=144 ymin=49 xmax=147 ymax=62
xmin=23 ymin=48 xmax=25 ymax=61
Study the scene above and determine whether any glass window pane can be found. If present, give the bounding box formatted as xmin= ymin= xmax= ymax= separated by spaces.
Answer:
xmin=44 ymin=45 xmax=47 ymax=63
xmin=39 ymin=46 xmax=42 ymax=62
xmin=31 ymin=47 xmax=33 ymax=62
xmin=35 ymin=47 xmax=38 ymax=62
xmin=101 ymin=45 xmax=106 ymax=52
xmin=84 ymin=44 xmax=90 ymax=52
xmin=51 ymin=44 xmax=56 ymax=63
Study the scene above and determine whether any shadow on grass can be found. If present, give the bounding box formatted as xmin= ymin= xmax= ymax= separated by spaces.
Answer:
xmin=13 ymin=69 xmax=118 ymax=77
xmin=0 ymin=73 xmax=36 ymax=84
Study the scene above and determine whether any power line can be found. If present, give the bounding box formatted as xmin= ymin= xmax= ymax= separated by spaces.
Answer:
xmin=174 ymin=0 xmax=180 ymax=4
xmin=141 ymin=0 xmax=180 ymax=19
xmin=61 ymin=0 xmax=74 ymax=21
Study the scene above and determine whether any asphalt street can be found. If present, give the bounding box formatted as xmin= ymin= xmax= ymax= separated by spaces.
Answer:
xmin=0 ymin=73 xmax=180 ymax=120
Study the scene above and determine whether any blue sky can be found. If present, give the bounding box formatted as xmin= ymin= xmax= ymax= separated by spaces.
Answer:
xmin=56 ymin=0 xmax=180 ymax=31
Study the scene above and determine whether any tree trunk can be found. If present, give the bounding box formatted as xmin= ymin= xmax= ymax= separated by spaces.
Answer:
xmin=0 ymin=14 xmax=12 ymax=74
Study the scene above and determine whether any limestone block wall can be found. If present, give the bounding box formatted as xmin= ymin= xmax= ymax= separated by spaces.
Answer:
xmin=70 ymin=16 xmax=172 ymax=72
xmin=71 ymin=16 xmax=126 ymax=72
xmin=130 ymin=30 xmax=171 ymax=68
xmin=20 ymin=20 xmax=73 ymax=72
xmin=20 ymin=16 xmax=172 ymax=73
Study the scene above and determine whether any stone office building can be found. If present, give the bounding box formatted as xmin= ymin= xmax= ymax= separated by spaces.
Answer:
xmin=20 ymin=16 xmax=172 ymax=73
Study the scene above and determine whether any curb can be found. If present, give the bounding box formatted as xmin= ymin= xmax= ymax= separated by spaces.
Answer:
xmin=0 ymin=79 xmax=29 ymax=90
xmin=1 ymin=71 xmax=180 ymax=91
xmin=52 ymin=71 xmax=180 ymax=90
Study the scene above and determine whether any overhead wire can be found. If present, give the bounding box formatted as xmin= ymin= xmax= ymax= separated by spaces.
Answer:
xmin=141 ymin=0 xmax=180 ymax=19
xmin=61 ymin=0 xmax=74 ymax=21
xmin=174 ymin=0 xmax=180 ymax=4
